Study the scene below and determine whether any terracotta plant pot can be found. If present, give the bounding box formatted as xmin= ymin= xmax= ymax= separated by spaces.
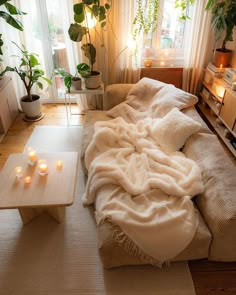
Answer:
xmin=20 ymin=94 xmax=42 ymax=120
xmin=85 ymin=71 xmax=102 ymax=89
xmin=71 ymin=78 xmax=82 ymax=90
xmin=213 ymin=49 xmax=232 ymax=67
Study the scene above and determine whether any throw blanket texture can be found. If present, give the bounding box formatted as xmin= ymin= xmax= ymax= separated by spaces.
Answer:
xmin=83 ymin=116 xmax=204 ymax=262
xmin=107 ymin=77 xmax=198 ymax=123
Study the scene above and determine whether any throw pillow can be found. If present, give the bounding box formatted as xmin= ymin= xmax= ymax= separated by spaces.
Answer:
xmin=151 ymin=108 xmax=201 ymax=152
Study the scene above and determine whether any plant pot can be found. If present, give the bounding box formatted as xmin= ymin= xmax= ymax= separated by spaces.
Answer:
xmin=213 ymin=49 xmax=232 ymax=67
xmin=71 ymin=78 xmax=82 ymax=90
xmin=20 ymin=94 xmax=42 ymax=120
xmin=85 ymin=71 xmax=102 ymax=89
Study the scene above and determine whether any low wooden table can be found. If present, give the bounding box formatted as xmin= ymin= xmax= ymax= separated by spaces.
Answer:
xmin=0 ymin=152 xmax=78 ymax=224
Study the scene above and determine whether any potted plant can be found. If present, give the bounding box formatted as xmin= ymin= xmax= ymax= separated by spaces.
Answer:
xmin=205 ymin=0 xmax=236 ymax=67
xmin=0 ymin=42 xmax=52 ymax=120
xmin=68 ymin=0 xmax=110 ymax=89
xmin=55 ymin=68 xmax=82 ymax=92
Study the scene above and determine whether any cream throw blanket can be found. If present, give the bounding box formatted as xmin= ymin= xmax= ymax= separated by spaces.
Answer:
xmin=83 ymin=117 xmax=204 ymax=263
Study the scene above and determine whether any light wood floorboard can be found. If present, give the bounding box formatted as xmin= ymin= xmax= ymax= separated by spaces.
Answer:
xmin=0 ymin=103 xmax=235 ymax=294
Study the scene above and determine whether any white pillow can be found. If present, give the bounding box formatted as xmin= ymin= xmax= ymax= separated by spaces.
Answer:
xmin=152 ymin=108 xmax=201 ymax=152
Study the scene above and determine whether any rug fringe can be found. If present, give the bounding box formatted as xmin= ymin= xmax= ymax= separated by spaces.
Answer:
xmin=95 ymin=211 xmax=170 ymax=268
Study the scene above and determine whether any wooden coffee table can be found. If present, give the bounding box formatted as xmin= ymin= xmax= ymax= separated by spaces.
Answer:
xmin=0 ymin=152 xmax=78 ymax=224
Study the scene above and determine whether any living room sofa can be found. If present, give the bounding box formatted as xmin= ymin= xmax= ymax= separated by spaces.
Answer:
xmin=81 ymin=81 xmax=236 ymax=268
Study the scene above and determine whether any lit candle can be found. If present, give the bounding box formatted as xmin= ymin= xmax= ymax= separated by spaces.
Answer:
xmin=15 ymin=166 xmax=23 ymax=178
xmin=160 ymin=61 xmax=165 ymax=66
xmin=144 ymin=59 xmax=152 ymax=67
xmin=56 ymin=160 xmax=63 ymax=169
xmin=24 ymin=176 xmax=31 ymax=184
xmin=219 ymin=64 xmax=223 ymax=77
xmin=27 ymin=147 xmax=37 ymax=166
xmin=38 ymin=160 xmax=48 ymax=176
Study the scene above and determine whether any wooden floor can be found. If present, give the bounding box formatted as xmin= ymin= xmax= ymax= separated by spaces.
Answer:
xmin=0 ymin=104 xmax=236 ymax=295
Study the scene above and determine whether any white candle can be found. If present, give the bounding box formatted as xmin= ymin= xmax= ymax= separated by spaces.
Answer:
xmin=24 ymin=176 xmax=31 ymax=184
xmin=15 ymin=166 xmax=23 ymax=178
xmin=56 ymin=160 xmax=63 ymax=169
xmin=38 ymin=160 xmax=48 ymax=176
xmin=27 ymin=147 xmax=37 ymax=165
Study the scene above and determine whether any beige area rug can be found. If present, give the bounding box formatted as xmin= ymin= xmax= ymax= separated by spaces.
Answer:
xmin=0 ymin=126 xmax=196 ymax=295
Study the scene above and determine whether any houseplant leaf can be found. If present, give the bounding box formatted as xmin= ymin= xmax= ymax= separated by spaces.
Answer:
xmin=81 ymin=43 xmax=96 ymax=66
xmin=68 ymin=23 xmax=86 ymax=42
xmin=4 ymin=2 xmax=26 ymax=15
xmin=0 ymin=11 xmax=23 ymax=30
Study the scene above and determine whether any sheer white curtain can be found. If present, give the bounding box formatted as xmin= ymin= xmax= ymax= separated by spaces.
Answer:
xmin=98 ymin=0 xmax=140 ymax=85
xmin=182 ymin=0 xmax=211 ymax=94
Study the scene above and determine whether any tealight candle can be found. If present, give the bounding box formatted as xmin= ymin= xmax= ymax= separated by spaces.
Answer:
xmin=38 ymin=160 xmax=48 ymax=176
xmin=56 ymin=160 xmax=63 ymax=169
xmin=24 ymin=176 xmax=31 ymax=184
xmin=144 ymin=59 xmax=152 ymax=67
xmin=15 ymin=166 xmax=23 ymax=178
xmin=27 ymin=147 xmax=37 ymax=166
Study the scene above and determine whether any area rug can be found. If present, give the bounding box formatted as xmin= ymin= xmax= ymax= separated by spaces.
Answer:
xmin=0 ymin=126 xmax=196 ymax=295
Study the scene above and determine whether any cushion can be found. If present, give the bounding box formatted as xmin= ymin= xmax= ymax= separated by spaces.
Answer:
xmin=107 ymin=78 xmax=198 ymax=123
xmin=151 ymin=108 xmax=201 ymax=152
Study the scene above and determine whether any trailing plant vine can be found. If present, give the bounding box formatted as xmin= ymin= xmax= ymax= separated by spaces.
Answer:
xmin=174 ymin=0 xmax=195 ymax=21
xmin=132 ymin=0 xmax=159 ymax=42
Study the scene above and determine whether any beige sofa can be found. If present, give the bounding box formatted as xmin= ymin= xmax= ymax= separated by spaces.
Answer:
xmin=81 ymin=83 xmax=236 ymax=268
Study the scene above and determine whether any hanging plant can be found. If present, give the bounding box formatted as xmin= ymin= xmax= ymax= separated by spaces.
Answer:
xmin=174 ymin=0 xmax=195 ymax=21
xmin=132 ymin=0 xmax=159 ymax=41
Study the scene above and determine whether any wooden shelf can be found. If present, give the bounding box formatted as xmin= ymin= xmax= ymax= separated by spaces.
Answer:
xmin=199 ymin=92 xmax=219 ymax=116
xmin=202 ymin=80 xmax=223 ymax=103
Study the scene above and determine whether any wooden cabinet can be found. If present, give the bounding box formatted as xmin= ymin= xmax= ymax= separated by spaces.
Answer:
xmin=197 ymin=69 xmax=236 ymax=157
xmin=219 ymin=89 xmax=236 ymax=131
xmin=140 ymin=67 xmax=183 ymax=89
xmin=0 ymin=77 xmax=19 ymax=141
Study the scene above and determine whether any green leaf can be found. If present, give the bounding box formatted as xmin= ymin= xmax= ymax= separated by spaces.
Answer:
xmin=37 ymin=81 xmax=43 ymax=89
xmin=74 ymin=12 xmax=85 ymax=23
xmin=64 ymin=75 xmax=72 ymax=91
xmin=76 ymin=62 xmax=91 ymax=78
xmin=0 ymin=11 xmax=23 ymax=31
xmin=92 ymin=4 xmax=99 ymax=16
xmin=99 ymin=6 xmax=106 ymax=22
xmin=4 ymin=3 xmax=27 ymax=15
xmin=81 ymin=43 xmax=96 ymax=66
xmin=74 ymin=3 xmax=84 ymax=15
xmin=29 ymin=54 xmax=40 ymax=67
xmin=101 ymin=21 xmax=106 ymax=28
xmin=0 ymin=65 xmax=15 ymax=76
xmin=104 ymin=3 xmax=110 ymax=10
xmin=68 ymin=23 xmax=86 ymax=42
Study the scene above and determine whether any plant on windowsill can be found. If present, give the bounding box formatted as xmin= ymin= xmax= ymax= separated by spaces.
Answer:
xmin=205 ymin=0 xmax=236 ymax=67
xmin=0 ymin=42 xmax=52 ymax=121
xmin=68 ymin=0 xmax=110 ymax=89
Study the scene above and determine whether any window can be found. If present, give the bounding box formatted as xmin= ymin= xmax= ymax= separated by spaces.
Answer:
xmin=137 ymin=0 xmax=191 ymax=67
